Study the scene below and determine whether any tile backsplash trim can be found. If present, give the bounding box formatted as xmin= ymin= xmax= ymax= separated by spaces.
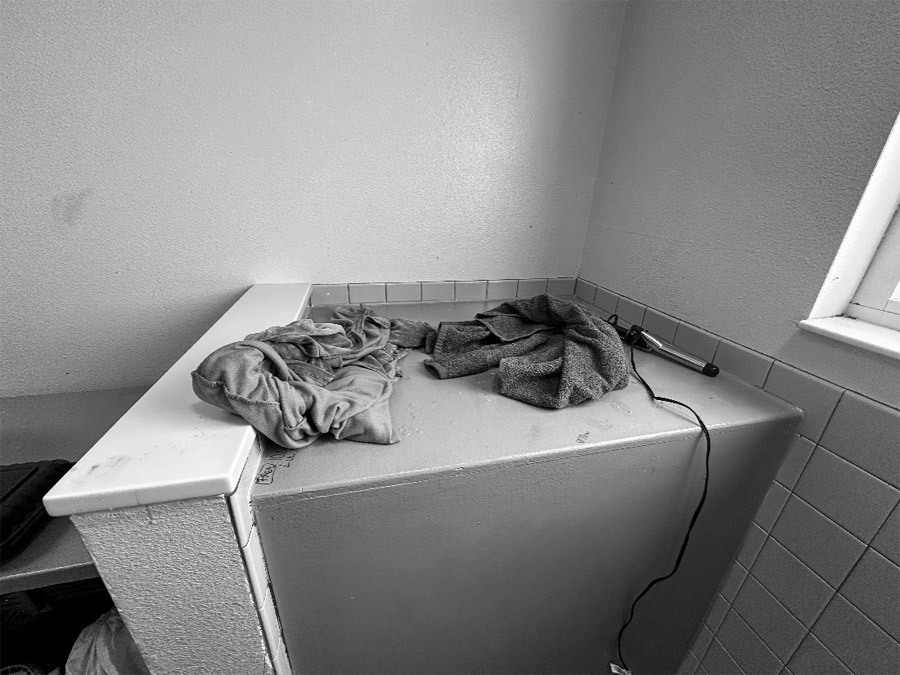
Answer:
xmin=310 ymin=278 xmax=576 ymax=306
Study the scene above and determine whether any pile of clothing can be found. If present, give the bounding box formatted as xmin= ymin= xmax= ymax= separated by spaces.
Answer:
xmin=192 ymin=295 xmax=629 ymax=448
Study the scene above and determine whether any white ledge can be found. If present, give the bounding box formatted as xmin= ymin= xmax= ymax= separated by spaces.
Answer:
xmin=43 ymin=283 xmax=311 ymax=517
xmin=799 ymin=316 xmax=900 ymax=361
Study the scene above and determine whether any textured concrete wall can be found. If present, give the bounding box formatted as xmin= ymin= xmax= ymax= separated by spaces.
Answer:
xmin=72 ymin=496 xmax=272 ymax=675
xmin=579 ymin=0 xmax=899 ymax=401
xmin=0 ymin=0 xmax=625 ymax=396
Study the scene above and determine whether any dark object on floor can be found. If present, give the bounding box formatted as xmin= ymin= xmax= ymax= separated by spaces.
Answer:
xmin=0 ymin=461 xmax=72 ymax=559
xmin=1 ymin=577 xmax=113 ymax=669
xmin=424 ymin=294 xmax=630 ymax=408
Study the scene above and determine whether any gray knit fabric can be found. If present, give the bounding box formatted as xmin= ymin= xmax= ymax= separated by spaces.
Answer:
xmin=191 ymin=305 xmax=435 ymax=448
xmin=423 ymin=295 xmax=629 ymax=409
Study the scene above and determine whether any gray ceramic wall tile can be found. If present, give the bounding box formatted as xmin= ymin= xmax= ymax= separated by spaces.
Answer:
xmin=421 ymin=282 xmax=455 ymax=301
xmin=793 ymin=447 xmax=900 ymax=542
xmin=701 ymin=639 xmax=743 ymax=675
xmin=615 ymin=296 xmax=647 ymax=328
xmin=574 ymin=279 xmax=598 ymax=304
xmin=738 ymin=523 xmax=768 ymax=568
xmin=751 ymin=538 xmax=833 ymax=626
xmin=770 ymin=496 xmax=865 ymax=588
xmin=763 ymin=364 xmax=843 ymax=442
xmin=717 ymin=610 xmax=783 ymax=675
xmin=547 ymin=277 xmax=576 ymax=296
xmin=840 ymin=548 xmax=900 ymax=641
xmin=720 ymin=561 xmax=749 ymax=602
xmin=385 ymin=282 xmax=421 ymax=302
xmin=813 ymin=594 xmax=900 ymax=675
xmin=348 ymin=283 xmax=386 ymax=304
xmin=755 ymin=481 xmax=791 ymax=531
xmin=872 ymin=503 xmax=900 ymax=566
xmin=310 ymin=284 xmax=349 ymax=305
xmin=487 ymin=280 xmax=518 ymax=301
xmin=673 ymin=323 xmax=720 ymax=362
xmin=642 ymin=308 xmax=679 ymax=343
xmin=677 ymin=650 xmax=700 ymax=675
xmin=713 ymin=341 xmax=773 ymax=388
xmin=819 ymin=391 xmax=900 ymax=488
xmin=775 ymin=436 xmax=816 ymax=491
xmin=454 ymin=281 xmax=487 ymax=301
xmin=516 ymin=278 xmax=548 ymax=298
xmin=693 ymin=623 xmax=715 ymax=662
xmin=593 ymin=287 xmax=619 ymax=314
xmin=706 ymin=593 xmax=730 ymax=633
xmin=733 ymin=576 xmax=806 ymax=661
xmin=787 ymin=634 xmax=852 ymax=675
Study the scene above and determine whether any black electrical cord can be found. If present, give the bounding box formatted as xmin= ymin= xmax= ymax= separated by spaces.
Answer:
xmin=613 ymin=328 xmax=712 ymax=674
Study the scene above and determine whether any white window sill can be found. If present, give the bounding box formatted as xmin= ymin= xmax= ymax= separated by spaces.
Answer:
xmin=799 ymin=316 xmax=900 ymax=361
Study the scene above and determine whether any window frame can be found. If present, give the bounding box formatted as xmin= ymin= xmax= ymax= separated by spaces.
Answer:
xmin=799 ymin=112 xmax=900 ymax=360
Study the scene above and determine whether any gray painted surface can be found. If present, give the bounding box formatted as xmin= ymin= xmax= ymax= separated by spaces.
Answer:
xmin=253 ymin=302 xmax=799 ymax=674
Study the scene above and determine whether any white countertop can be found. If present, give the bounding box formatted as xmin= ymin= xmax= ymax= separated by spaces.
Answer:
xmin=253 ymin=300 xmax=800 ymax=501
xmin=43 ymin=284 xmax=312 ymax=516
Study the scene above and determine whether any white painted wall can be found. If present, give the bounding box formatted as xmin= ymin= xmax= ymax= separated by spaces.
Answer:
xmin=579 ymin=0 xmax=900 ymax=403
xmin=0 ymin=0 xmax=625 ymax=396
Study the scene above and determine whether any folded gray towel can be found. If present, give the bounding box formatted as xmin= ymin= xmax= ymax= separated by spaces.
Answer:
xmin=423 ymin=295 xmax=629 ymax=409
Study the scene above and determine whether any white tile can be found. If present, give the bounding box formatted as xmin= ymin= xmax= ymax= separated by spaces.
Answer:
xmin=487 ymin=280 xmax=518 ymax=300
xmin=385 ymin=283 xmax=421 ymax=302
xmin=763 ymin=363 xmax=842 ymax=442
xmin=714 ymin=341 xmax=773 ymax=388
xmin=421 ymin=281 xmax=454 ymax=301
xmin=615 ymin=296 xmax=647 ymax=328
xmin=272 ymin=635 xmax=293 ymax=675
xmin=517 ymin=278 xmax=548 ymax=297
xmin=574 ymin=279 xmax=598 ymax=304
xmin=820 ymin=391 xmax=900 ymax=488
xmin=593 ymin=287 xmax=619 ymax=314
xmin=547 ymin=277 xmax=576 ymax=296
xmin=673 ymin=323 xmax=719 ymax=362
xmin=259 ymin=586 xmax=285 ymax=662
xmin=455 ymin=281 xmax=487 ymax=301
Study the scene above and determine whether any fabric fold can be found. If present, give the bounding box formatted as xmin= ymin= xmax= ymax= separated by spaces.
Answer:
xmin=423 ymin=294 xmax=629 ymax=409
xmin=191 ymin=305 xmax=435 ymax=449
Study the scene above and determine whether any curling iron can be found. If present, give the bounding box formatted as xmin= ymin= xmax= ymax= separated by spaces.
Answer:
xmin=607 ymin=315 xmax=719 ymax=377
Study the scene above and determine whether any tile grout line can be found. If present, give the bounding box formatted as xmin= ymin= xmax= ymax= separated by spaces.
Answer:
xmin=787 ymin=478 xmax=898 ymax=548
xmin=729 ymin=599 xmax=806 ymax=672
xmin=813 ymin=440 xmax=900 ymax=492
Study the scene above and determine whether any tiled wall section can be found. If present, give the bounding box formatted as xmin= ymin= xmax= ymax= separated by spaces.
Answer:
xmin=309 ymin=277 xmax=577 ymax=306
xmin=568 ymin=279 xmax=899 ymax=675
